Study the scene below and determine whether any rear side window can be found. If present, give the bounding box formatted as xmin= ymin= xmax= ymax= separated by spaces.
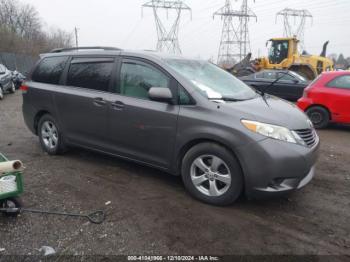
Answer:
xmin=32 ymin=56 xmax=68 ymax=84
xmin=67 ymin=60 xmax=113 ymax=92
xmin=327 ymin=75 xmax=350 ymax=89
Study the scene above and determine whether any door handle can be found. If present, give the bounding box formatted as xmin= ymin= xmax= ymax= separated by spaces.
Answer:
xmin=93 ymin=97 xmax=107 ymax=106
xmin=111 ymin=100 xmax=125 ymax=110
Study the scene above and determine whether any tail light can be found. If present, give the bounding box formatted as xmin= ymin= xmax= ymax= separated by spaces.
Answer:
xmin=20 ymin=85 xmax=29 ymax=92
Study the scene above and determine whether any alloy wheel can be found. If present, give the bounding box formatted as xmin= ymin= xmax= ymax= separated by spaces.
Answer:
xmin=41 ymin=121 xmax=59 ymax=150
xmin=190 ymin=155 xmax=232 ymax=197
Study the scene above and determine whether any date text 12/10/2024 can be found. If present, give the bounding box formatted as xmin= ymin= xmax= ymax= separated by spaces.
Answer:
xmin=127 ymin=256 xmax=220 ymax=261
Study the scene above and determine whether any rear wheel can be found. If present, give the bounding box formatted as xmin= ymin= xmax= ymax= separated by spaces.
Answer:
xmin=38 ymin=114 xmax=67 ymax=155
xmin=181 ymin=143 xmax=243 ymax=206
xmin=306 ymin=106 xmax=330 ymax=129
xmin=0 ymin=86 xmax=3 ymax=100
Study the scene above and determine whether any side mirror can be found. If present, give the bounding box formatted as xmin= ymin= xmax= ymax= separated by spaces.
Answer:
xmin=293 ymin=79 xmax=299 ymax=84
xmin=148 ymin=87 xmax=173 ymax=103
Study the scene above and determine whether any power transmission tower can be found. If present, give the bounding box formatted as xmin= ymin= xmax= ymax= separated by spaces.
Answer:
xmin=276 ymin=8 xmax=313 ymax=50
xmin=142 ymin=0 xmax=191 ymax=54
xmin=214 ymin=0 xmax=256 ymax=67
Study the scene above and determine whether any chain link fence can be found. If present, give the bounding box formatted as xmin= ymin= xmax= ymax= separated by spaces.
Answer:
xmin=0 ymin=52 xmax=38 ymax=75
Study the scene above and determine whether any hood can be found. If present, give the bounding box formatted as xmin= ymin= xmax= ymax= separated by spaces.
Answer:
xmin=221 ymin=95 xmax=311 ymax=130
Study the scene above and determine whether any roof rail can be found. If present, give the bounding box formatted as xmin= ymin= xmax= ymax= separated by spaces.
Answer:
xmin=50 ymin=46 xmax=122 ymax=53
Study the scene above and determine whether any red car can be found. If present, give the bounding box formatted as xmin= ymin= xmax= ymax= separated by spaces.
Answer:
xmin=297 ymin=71 xmax=350 ymax=128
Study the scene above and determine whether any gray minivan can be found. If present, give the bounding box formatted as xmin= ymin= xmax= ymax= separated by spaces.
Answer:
xmin=22 ymin=47 xmax=319 ymax=205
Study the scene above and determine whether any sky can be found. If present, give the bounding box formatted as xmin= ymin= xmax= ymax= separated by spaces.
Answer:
xmin=23 ymin=0 xmax=350 ymax=61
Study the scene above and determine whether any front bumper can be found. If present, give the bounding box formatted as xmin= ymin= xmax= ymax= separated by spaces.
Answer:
xmin=236 ymin=136 xmax=320 ymax=199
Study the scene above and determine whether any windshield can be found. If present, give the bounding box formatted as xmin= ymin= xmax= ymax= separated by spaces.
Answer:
xmin=165 ymin=59 xmax=257 ymax=101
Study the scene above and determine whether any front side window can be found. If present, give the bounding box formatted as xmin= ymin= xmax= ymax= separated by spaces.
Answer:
xmin=67 ymin=61 xmax=113 ymax=92
xmin=327 ymin=75 xmax=350 ymax=89
xmin=165 ymin=59 xmax=257 ymax=101
xmin=32 ymin=56 xmax=68 ymax=84
xmin=119 ymin=61 xmax=170 ymax=100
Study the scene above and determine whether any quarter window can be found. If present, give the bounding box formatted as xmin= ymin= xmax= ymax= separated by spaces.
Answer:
xmin=328 ymin=75 xmax=350 ymax=89
xmin=178 ymin=86 xmax=193 ymax=105
xmin=32 ymin=56 xmax=68 ymax=84
xmin=67 ymin=61 xmax=113 ymax=92
xmin=119 ymin=62 xmax=170 ymax=100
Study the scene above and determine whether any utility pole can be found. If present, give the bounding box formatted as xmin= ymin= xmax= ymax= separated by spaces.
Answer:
xmin=214 ymin=0 xmax=256 ymax=67
xmin=276 ymin=8 xmax=313 ymax=51
xmin=74 ymin=27 xmax=79 ymax=48
xmin=142 ymin=0 xmax=191 ymax=54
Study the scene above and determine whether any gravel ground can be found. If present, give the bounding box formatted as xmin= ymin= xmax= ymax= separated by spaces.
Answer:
xmin=0 ymin=92 xmax=349 ymax=258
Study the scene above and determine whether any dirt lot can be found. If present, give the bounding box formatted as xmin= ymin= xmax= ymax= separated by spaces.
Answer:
xmin=0 ymin=92 xmax=349 ymax=257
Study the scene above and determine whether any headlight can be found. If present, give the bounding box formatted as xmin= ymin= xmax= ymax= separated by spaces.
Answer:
xmin=241 ymin=120 xmax=305 ymax=145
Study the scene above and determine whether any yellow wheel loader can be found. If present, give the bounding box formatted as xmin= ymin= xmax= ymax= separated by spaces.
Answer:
xmin=230 ymin=37 xmax=334 ymax=80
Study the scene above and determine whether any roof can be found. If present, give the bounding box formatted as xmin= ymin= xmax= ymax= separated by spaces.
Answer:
xmin=41 ymin=46 xmax=190 ymax=63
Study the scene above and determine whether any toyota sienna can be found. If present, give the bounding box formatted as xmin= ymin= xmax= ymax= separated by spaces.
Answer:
xmin=22 ymin=47 xmax=319 ymax=205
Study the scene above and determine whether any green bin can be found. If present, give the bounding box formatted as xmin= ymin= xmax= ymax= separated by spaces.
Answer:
xmin=0 ymin=153 xmax=24 ymax=201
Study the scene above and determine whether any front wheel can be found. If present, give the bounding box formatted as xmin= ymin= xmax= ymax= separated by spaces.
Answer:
xmin=306 ymin=106 xmax=330 ymax=129
xmin=181 ymin=143 xmax=243 ymax=206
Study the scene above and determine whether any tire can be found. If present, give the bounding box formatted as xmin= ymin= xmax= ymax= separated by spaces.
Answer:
xmin=181 ymin=142 xmax=243 ymax=206
xmin=9 ymin=82 xmax=16 ymax=94
xmin=306 ymin=106 xmax=330 ymax=129
xmin=38 ymin=114 xmax=67 ymax=155
xmin=0 ymin=86 xmax=3 ymax=100
xmin=0 ymin=198 xmax=22 ymax=217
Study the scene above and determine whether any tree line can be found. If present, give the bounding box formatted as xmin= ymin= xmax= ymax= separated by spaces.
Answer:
xmin=0 ymin=0 xmax=72 ymax=56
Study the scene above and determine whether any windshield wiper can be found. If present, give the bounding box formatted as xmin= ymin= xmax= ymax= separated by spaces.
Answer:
xmin=209 ymin=97 xmax=246 ymax=102
xmin=261 ymin=71 xmax=290 ymax=96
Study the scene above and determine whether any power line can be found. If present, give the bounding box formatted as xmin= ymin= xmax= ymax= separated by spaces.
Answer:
xmin=142 ymin=0 xmax=191 ymax=54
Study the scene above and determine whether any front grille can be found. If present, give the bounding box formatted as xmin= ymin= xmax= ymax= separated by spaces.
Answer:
xmin=294 ymin=129 xmax=318 ymax=147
